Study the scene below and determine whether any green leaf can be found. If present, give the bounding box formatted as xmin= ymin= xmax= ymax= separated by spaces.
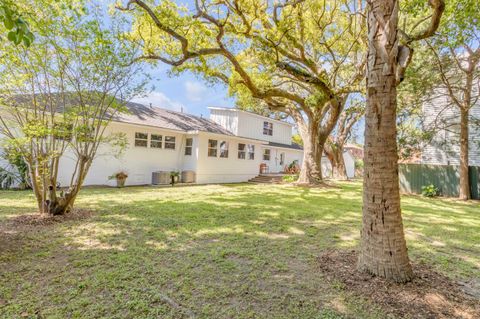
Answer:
xmin=7 ymin=31 xmax=16 ymax=42
xmin=22 ymin=36 xmax=31 ymax=47
xmin=14 ymin=29 xmax=23 ymax=45
xmin=4 ymin=16 xmax=14 ymax=30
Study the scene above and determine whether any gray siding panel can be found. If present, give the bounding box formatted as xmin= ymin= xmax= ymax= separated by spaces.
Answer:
xmin=421 ymin=89 xmax=480 ymax=166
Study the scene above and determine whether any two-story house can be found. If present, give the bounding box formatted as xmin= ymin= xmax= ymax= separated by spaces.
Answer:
xmin=209 ymin=107 xmax=304 ymax=174
xmin=47 ymin=103 xmax=304 ymax=186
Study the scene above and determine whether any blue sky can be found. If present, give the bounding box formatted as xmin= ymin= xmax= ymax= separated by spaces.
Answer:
xmin=131 ymin=64 xmax=236 ymax=117
xmin=128 ymin=0 xmax=235 ymax=117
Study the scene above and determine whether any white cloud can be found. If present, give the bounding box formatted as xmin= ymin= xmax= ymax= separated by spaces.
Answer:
xmin=131 ymin=91 xmax=186 ymax=112
xmin=185 ymin=81 xmax=207 ymax=102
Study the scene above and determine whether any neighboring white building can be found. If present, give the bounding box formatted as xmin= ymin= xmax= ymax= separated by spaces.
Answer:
xmin=421 ymin=94 xmax=480 ymax=166
xmin=1 ymin=103 xmax=357 ymax=186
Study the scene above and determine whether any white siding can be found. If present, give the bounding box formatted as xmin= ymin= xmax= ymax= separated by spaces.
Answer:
xmin=320 ymin=154 xmax=355 ymax=179
xmin=209 ymin=108 xmax=293 ymax=144
xmin=236 ymin=111 xmax=292 ymax=144
xmin=421 ymin=93 xmax=480 ymax=166
xmin=209 ymin=109 xmax=239 ymax=135
xmin=195 ymin=132 xmax=265 ymax=183
xmin=181 ymin=135 xmax=198 ymax=172
xmin=57 ymin=122 xmax=186 ymax=186
xmin=260 ymin=146 xmax=303 ymax=173
xmin=344 ymin=151 xmax=356 ymax=178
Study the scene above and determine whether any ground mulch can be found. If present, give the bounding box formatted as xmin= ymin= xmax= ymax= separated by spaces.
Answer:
xmin=1 ymin=209 xmax=93 ymax=229
xmin=0 ymin=209 xmax=93 ymax=253
xmin=317 ymin=249 xmax=480 ymax=319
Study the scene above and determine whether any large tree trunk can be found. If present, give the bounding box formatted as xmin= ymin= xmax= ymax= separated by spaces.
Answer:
xmin=44 ymin=185 xmax=78 ymax=215
xmin=296 ymin=122 xmax=323 ymax=185
xmin=30 ymin=157 xmax=88 ymax=216
xmin=357 ymin=0 xmax=413 ymax=283
xmin=325 ymin=144 xmax=348 ymax=180
xmin=459 ymin=107 xmax=470 ymax=200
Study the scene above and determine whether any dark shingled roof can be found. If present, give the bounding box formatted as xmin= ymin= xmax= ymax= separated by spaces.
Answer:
xmin=268 ymin=141 xmax=303 ymax=150
xmin=5 ymin=94 xmax=234 ymax=136
xmin=113 ymin=102 xmax=234 ymax=136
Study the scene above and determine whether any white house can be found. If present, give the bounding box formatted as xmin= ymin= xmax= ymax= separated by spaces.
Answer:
xmin=1 ymin=102 xmax=357 ymax=186
xmin=52 ymin=103 xmax=304 ymax=186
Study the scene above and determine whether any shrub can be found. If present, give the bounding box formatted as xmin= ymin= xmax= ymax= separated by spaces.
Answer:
xmin=109 ymin=171 xmax=128 ymax=180
xmin=170 ymin=171 xmax=180 ymax=186
xmin=354 ymin=159 xmax=364 ymax=169
xmin=422 ymin=184 xmax=439 ymax=197
xmin=282 ymin=174 xmax=298 ymax=183
xmin=0 ymin=150 xmax=30 ymax=189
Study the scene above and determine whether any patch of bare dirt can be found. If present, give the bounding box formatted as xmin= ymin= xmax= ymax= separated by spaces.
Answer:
xmin=317 ymin=249 xmax=480 ymax=319
xmin=0 ymin=209 xmax=93 ymax=252
xmin=2 ymin=209 xmax=93 ymax=228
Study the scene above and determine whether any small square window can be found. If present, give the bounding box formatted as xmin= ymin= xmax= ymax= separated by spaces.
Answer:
xmin=150 ymin=134 xmax=162 ymax=148
xmin=208 ymin=139 xmax=218 ymax=157
xmin=165 ymin=136 xmax=176 ymax=149
xmin=263 ymin=121 xmax=273 ymax=136
xmin=135 ymin=132 xmax=148 ymax=147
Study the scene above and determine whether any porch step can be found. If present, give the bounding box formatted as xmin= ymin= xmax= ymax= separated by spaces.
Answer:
xmin=248 ymin=175 xmax=284 ymax=184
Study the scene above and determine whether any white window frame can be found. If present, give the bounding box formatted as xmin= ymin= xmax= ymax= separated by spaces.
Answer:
xmin=263 ymin=148 xmax=271 ymax=161
xmin=208 ymin=139 xmax=218 ymax=157
xmin=247 ymin=144 xmax=255 ymax=160
xmin=185 ymin=138 xmax=193 ymax=156
xmin=164 ymin=136 xmax=176 ymax=150
xmin=263 ymin=121 xmax=273 ymax=136
xmin=238 ymin=143 xmax=246 ymax=159
xmin=219 ymin=141 xmax=229 ymax=158
xmin=135 ymin=132 xmax=148 ymax=147
xmin=150 ymin=134 xmax=163 ymax=148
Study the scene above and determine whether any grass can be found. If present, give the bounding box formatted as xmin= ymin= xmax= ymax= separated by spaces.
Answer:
xmin=0 ymin=181 xmax=479 ymax=318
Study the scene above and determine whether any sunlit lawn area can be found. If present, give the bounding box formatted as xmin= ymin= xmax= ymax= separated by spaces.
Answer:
xmin=0 ymin=182 xmax=479 ymax=318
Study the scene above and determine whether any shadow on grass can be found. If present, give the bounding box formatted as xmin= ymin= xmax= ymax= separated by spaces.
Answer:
xmin=0 ymin=183 xmax=479 ymax=318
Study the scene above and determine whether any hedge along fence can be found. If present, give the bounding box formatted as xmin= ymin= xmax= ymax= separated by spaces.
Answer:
xmin=398 ymin=164 xmax=480 ymax=199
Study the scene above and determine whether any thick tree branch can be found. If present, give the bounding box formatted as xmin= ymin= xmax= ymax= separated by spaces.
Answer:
xmin=276 ymin=61 xmax=333 ymax=97
xmin=402 ymin=0 xmax=445 ymax=44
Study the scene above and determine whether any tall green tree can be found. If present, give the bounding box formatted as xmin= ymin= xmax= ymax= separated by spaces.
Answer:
xmin=118 ymin=0 xmax=367 ymax=185
xmin=412 ymin=1 xmax=479 ymax=200
xmin=0 ymin=1 xmax=146 ymax=215
xmin=358 ymin=0 xmax=444 ymax=282
xmin=324 ymin=97 xmax=364 ymax=179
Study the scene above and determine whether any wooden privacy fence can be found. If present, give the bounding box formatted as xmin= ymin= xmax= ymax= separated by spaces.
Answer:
xmin=398 ymin=164 xmax=480 ymax=199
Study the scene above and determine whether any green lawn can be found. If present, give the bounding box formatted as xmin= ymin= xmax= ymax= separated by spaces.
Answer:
xmin=0 ymin=182 xmax=478 ymax=318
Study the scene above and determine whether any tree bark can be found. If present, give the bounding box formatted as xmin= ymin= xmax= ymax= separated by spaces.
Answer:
xmin=357 ymin=0 xmax=413 ymax=283
xmin=459 ymin=107 xmax=470 ymax=200
xmin=325 ymin=144 xmax=348 ymax=180
xmin=296 ymin=121 xmax=323 ymax=185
